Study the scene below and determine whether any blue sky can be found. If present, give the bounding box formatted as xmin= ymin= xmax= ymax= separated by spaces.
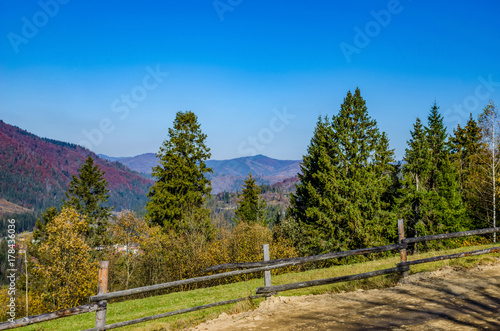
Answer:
xmin=1 ymin=0 xmax=499 ymax=160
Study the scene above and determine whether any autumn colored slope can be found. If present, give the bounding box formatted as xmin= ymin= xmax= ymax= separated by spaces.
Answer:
xmin=0 ymin=120 xmax=153 ymax=212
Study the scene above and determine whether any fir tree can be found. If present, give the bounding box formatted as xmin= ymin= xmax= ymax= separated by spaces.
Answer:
xmin=234 ymin=172 xmax=267 ymax=225
xmin=63 ymin=156 xmax=113 ymax=249
xmin=146 ymin=111 xmax=214 ymax=237
xmin=290 ymin=88 xmax=396 ymax=254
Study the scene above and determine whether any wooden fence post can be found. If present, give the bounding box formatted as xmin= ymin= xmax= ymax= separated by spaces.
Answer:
xmin=398 ymin=219 xmax=408 ymax=277
xmin=263 ymin=244 xmax=272 ymax=299
xmin=95 ymin=261 xmax=109 ymax=330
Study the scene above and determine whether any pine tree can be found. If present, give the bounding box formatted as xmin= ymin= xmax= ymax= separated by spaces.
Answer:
xmin=290 ymin=88 xmax=396 ymax=254
xmin=234 ymin=172 xmax=267 ymax=225
xmin=63 ymin=156 xmax=112 ymax=249
xmin=146 ymin=111 xmax=213 ymax=236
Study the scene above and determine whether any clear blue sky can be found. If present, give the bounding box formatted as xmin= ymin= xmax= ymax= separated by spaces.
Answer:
xmin=1 ymin=0 xmax=499 ymax=160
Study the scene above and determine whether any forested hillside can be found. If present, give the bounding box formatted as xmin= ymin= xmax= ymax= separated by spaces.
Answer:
xmin=0 ymin=120 xmax=153 ymax=213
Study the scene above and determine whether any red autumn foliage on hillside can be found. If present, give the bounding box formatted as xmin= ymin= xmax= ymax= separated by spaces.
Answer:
xmin=0 ymin=120 xmax=153 ymax=211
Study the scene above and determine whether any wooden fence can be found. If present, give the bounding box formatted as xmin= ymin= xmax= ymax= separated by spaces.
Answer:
xmin=1 ymin=220 xmax=499 ymax=330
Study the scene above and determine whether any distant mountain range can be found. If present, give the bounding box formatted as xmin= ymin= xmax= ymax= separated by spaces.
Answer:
xmin=99 ymin=153 xmax=302 ymax=194
xmin=0 ymin=120 xmax=153 ymax=212
xmin=0 ymin=119 xmax=302 ymax=215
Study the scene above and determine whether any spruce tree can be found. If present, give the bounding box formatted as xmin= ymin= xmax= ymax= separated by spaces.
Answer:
xmin=450 ymin=114 xmax=485 ymax=230
xmin=234 ymin=172 xmax=267 ymax=225
xmin=146 ymin=111 xmax=213 ymax=236
xmin=400 ymin=103 xmax=466 ymax=245
xmin=450 ymin=114 xmax=483 ymax=192
xmin=426 ymin=102 xmax=449 ymax=191
xmin=290 ymin=88 xmax=396 ymax=254
xmin=63 ymin=156 xmax=112 ymax=249
xmin=398 ymin=118 xmax=432 ymax=238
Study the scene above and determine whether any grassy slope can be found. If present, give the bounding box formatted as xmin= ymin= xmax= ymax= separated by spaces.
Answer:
xmin=19 ymin=242 xmax=500 ymax=331
xmin=0 ymin=199 xmax=32 ymax=214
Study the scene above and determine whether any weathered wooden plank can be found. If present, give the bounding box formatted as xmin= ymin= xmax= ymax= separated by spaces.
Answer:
xmin=398 ymin=247 xmax=500 ymax=266
xmin=402 ymin=227 xmax=500 ymax=244
xmin=83 ymin=294 xmax=269 ymax=331
xmin=95 ymin=261 xmax=109 ymax=329
xmin=90 ymin=262 xmax=293 ymax=302
xmin=263 ymin=244 xmax=272 ymax=288
xmin=203 ymin=243 xmax=405 ymax=272
xmin=0 ymin=302 xmax=106 ymax=330
xmin=255 ymin=266 xmax=409 ymax=294
xmin=398 ymin=219 xmax=408 ymax=278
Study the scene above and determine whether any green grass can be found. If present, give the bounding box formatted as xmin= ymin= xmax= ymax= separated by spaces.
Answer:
xmin=18 ymin=242 xmax=500 ymax=331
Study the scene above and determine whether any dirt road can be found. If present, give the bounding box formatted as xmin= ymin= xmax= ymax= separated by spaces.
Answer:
xmin=191 ymin=262 xmax=500 ymax=330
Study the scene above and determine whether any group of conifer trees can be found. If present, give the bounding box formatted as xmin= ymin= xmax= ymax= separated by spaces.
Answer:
xmin=288 ymin=89 xmax=498 ymax=255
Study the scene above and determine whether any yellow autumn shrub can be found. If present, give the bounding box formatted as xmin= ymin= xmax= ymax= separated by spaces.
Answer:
xmin=29 ymin=208 xmax=99 ymax=313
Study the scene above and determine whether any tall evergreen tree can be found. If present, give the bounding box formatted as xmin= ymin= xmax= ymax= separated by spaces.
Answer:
xmin=234 ymin=172 xmax=267 ymax=225
xmin=450 ymin=114 xmax=484 ymax=192
xmin=400 ymin=103 xmax=466 ymax=244
xmin=398 ymin=118 xmax=432 ymax=238
xmin=450 ymin=114 xmax=485 ymax=230
xmin=146 ymin=111 xmax=213 ymax=236
xmin=290 ymin=88 xmax=396 ymax=254
xmin=63 ymin=156 xmax=113 ymax=248
xmin=426 ymin=102 xmax=449 ymax=191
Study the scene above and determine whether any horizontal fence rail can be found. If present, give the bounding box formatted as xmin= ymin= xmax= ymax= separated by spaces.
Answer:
xmin=203 ymin=243 xmax=405 ymax=272
xmin=90 ymin=262 xmax=295 ymax=302
xmin=0 ymin=302 xmax=106 ymax=330
xmin=402 ymin=227 xmax=500 ymax=244
xmin=83 ymin=294 xmax=268 ymax=331
xmin=92 ymin=243 xmax=405 ymax=302
xmin=398 ymin=247 xmax=500 ymax=267
xmin=256 ymin=265 xmax=410 ymax=294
